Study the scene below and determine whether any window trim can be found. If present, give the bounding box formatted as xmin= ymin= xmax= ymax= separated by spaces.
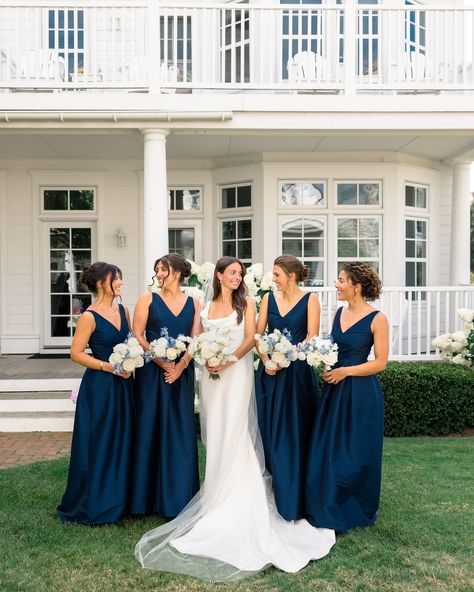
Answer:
xmin=278 ymin=180 xmax=327 ymax=210
xmin=404 ymin=181 xmax=429 ymax=212
xmin=334 ymin=180 xmax=383 ymax=208
xmin=40 ymin=186 xmax=97 ymax=215
xmin=405 ymin=215 xmax=428 ymax=288
xmin=219 ymin=216 xmax=253 ymax=264
xmin=334 ymin=214 xmax=382 ymax=277
xmin=168 ymin=218 xmax=203 ymax=264
xmin=219 ymin=181 xmax=253 ymax=213
xmin=167 ymin=186 xmax=203 ymax=215
xmin=279 ymin=214 xmax=327 ymax=288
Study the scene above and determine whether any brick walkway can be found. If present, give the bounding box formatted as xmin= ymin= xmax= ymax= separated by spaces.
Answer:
xmin=0 ymin=432 xmax=71 ymax=469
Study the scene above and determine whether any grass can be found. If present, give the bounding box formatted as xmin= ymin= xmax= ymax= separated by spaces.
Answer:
xmin=1 ymin=438 xmax=473 ymax=592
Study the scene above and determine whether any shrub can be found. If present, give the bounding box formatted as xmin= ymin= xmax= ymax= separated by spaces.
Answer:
xmin=315 ymin=362 xmax=474 ymax=437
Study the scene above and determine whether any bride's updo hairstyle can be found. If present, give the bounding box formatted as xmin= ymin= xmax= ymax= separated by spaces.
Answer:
xmin=212 ymin=256 xmax=248 ymax=325
xmin=154 ymin=253 xmax=192 ymax=285
xmin=80 ymin=262 xmax=122 ymax=296
xmin=274 ymin=254 xmax=309 ymax=283
xmin=341 ymin=261 xmax=382 ymax=302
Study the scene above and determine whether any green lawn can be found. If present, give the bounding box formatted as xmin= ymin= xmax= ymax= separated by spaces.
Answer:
xmin=1 ymin=438 xmax=473 ymax=592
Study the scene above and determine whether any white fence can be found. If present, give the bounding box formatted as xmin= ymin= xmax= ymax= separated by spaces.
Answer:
xmin=0 ymin=1 xmax=473 ymax=93
xmin=309 ymin=286 xmax=474 ymax=361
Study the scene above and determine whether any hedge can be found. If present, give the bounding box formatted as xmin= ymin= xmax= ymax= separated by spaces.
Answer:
xmin=314 ymin=362 xmax=474 ymax=437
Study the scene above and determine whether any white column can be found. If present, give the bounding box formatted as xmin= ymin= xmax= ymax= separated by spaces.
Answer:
xmin=142 ymin=129 xmax=169 ymax=287
xmin=449 ymin=162 xmax=471 ymax=285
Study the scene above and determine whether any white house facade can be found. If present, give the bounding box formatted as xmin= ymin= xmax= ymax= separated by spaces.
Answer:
xmin=0 ymin=0 xmax=473 ymax=360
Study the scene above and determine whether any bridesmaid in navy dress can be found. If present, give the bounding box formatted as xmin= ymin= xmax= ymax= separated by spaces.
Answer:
xmin=130 ymin=253 xmax=200 ymax=517
xmin=305 ymin=262 xmax=389 ymax=534
xmin=255 ymin=255 xmax=321 ymax=520
xmin=57 ymin=262 xmax=134 ymax=525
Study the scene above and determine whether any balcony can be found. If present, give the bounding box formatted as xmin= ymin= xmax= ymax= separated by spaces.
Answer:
xmin=0 ymin=2 xmax=473 ymax=95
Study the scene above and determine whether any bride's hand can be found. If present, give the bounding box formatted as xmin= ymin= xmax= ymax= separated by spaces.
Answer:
xmin=207 ymin=361 xmax=235 ymax=375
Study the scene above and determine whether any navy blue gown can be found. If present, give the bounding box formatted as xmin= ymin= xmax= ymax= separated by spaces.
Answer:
xmin=129 ymin=293 xmax=199 ymax=517
xmin=57 ymin=304 xmax=134 ymax=525
xmin=305 ymin=307 xmax=384 ymax=534
xmin=255 ymin=292 xmax=318 ymax=520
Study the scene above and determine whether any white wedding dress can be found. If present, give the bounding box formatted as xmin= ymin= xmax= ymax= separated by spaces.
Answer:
xmin=135 ymin=305 xmax=335 ymax=581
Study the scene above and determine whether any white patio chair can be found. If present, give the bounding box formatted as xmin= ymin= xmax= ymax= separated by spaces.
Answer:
xmin=400 ymin=50 xmax=432 ymax=81
xmin=19 ymin=49 xmax=65 ymax=83
xmin=287 ymin=50 xmax=328 ymax=83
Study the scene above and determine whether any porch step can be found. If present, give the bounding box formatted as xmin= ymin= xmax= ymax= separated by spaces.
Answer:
xmin=0 ymin=391 xmax=75 ymax=432
xmin=0 ymin=378 xmax=81 ymax=393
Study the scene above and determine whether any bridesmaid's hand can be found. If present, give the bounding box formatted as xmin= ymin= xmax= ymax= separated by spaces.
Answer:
xmin=164 ymin=360 xmax=186 ymax=384
xmin=154 ymin=359 xmax=175 ymax=372
xmin=324 ymin=367 xmax=348 ymax=384
xmin=105 ymin=363 xmax=131 ymax=379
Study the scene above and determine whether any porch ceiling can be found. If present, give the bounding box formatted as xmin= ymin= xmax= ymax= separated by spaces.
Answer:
xmin=0 ymin=130 xmax=473 ymax=163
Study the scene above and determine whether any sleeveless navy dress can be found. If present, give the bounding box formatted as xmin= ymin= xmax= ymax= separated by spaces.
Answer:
xmin=57 ymin=304 xmax=134 ymax=524
xmin=305 ymin=307 xmax=384 ymax=534
xmin=129 ymin=293 xmax=199 ymax=517
xmin=255 ymin=292 xmax=318 ymax=520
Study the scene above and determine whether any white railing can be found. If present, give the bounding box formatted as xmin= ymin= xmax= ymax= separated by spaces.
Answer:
xmin=0 ymin=2 xmax=473 ymax=94
xmin=308 ymin=286 xmax=474 ymax=361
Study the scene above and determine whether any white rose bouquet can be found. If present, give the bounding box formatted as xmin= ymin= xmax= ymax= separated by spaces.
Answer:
xmin=189 ymin=330 xmax=237 ymax=380
xmin=146 ymin=327 xmax=191 ymax=363
xmin=255 ymin=328 xmax=298 ymax=371
xmin=297 ymin=335 xmax=339 ymax=370
xmin=432 ymin=308 xmax=474 ymax=367
xmin=109 ymin=333 xmax=145 ymax=374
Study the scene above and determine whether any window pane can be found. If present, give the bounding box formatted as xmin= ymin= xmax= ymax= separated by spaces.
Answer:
xmin=185 ymin=190 xmax=201 ymax=210
xmin=359 ymin=218 xmax=379 ymax=238
xmin=71 ymin=228 xmax=91 ymax=248
xmin=70 ymin=190 xmax=94 ymax=211
xmin=338 ymin=239 xmax=357 ymax=257
xmin=337 ymin=218 xmax=357 ymax=238
xmin=415 ymin=220 xmax=426 ymax=239
xmin=359 ymin=183 xmax=379 ymax=205
xmin=174 ymin=191 xmax=184 ymax=210
xmin=50 ymin=250 xmax=67 ymax=271
xmin=72 ymin=250 xmax=92 ymax=270
xmin=51 ymin=316 xmax=70 ymax=337
xmin=50 ymin=228 xmax=70 ymax=249
xmin=282 ymin=239 xmax=302 ymax=257
xmin=51 ymin=272 xmax=70 ymax=293
xmin=222 ymin=242 xmax=236 ymax=257
xmin=168 ymin=228 xmax=195 ymax=260
xmin=303 ymin=239 xmax=323 ymax=257
xmin=303 ymin=219 xmax=324 ymax=237
xmin=405 ymin=219 xmax=415 ymax=239
xmin=416 ymin=187 xmax=427 ymax=208
xmin=305 ymin=261 xmax=324 ymax=287
xmin=359 ymin=239 xmax=378 ymax=257
xmin=238 ymin=219 xmax=252 ymax=239
xmin=222 ymin=187 xmax=236 ymax=208
xmin=302 ymin=183 xmax=324 ymax=206
xmin=416 ymin=262 xmax=426 ymax=285
xmin=238 ymin=240 xmax=252 ymax=259
xmin=51 ymin=294 xmax=70 ymax=315
xmin=416 ymin=240 xmax=426 ymax=258
xmin=281 ymin=183 xmax=299 ymax=206
xmin=337 ymin=184 xmax=357 ymax=205
xmin=72 ymin=294 xmax=91 ymax=315
xmin=406 ymin=261 xmax=416 ymax=286
xmin=282 ymin=219 xmax=303 ymax=238
xmin=406 ymin=239 xmax=415 ymax=258
xmin=237 ymin=185 xmax=251 ymax=207
xmin=405 ymin=185 xmax=415 ymax=207
xmin=44 ymin=190 xmax=68 ymax=210
xmin=222 ymin=221 xmax=236 ymax=240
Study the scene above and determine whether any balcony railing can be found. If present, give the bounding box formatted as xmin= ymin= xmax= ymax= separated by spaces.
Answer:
xmin=0 ymin=2 xmax=473 ymax=94
xmin=309 ymin=285 xmax=474 ymax=361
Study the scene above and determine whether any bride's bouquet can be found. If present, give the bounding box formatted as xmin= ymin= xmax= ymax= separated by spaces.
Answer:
xmin=255 ymin=328 xmax=298 ymax=371
xmin=189 ymin=330 xmax=237 ymax=380
xmin=145 ymin=327 xmax=191 ymax=363
xmin=297 ymin=335 xmax=338 ymax=370
xmin=109 ymin=332 xmax=145 ymax=373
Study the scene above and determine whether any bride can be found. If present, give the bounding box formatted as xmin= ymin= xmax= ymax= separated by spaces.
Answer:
xmin=135 ymin=256 xmax=335 ymax=581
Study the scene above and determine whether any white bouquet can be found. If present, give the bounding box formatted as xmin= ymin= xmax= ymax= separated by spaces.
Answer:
xmin=109 ymin=333 xmax=145 ymax=373
xmin=146 ymin=327 xmax=191 ymax=363
xmin=189 ymin=330 xmax=237 ymax=380
xmin=255 ymin=328 xmax=298 ymax=371
xmin=297 ymin=335 xmax=339 ymax=370
xmin=432 ymin=308 xmax=474 ymax=367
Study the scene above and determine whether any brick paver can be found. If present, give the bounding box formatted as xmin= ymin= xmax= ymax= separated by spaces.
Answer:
xmin=0 ymin=432 xmax=71 ymax=469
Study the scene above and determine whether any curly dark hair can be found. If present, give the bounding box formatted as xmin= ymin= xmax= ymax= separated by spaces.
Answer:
xmin=79 ymin=262 xmax=122 ymax=296
xmin=274 ymin=254 xmax=309 ymax=282
xmin=212 ymin=257 xmax=248 ymax=325
xmin=153 ymin=253 xmax=192 ymax=285
xmin=341 ymin=262 xmax=382 ymax=301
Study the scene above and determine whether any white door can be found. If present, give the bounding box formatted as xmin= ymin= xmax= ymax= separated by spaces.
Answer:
xmin=43 ymin=222 xmax=96 ymax=348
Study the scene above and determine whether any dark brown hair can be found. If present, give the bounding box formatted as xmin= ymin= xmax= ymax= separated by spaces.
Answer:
xmin=80 ymin=262 xmax=122 ymax=296
xmin=274 ymin=254 xmax=309 ymax=283
xmin=212 ymin=256 xmax=248 ymax=324
xmin=341 ymin=262 xmax=382 ymax=301
xmin=153 ymin=253 xmax=192 ymax=285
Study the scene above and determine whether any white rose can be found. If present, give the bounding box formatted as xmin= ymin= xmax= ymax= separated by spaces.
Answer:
xmin=109 ymin=353 xmax=122 ymax=365
xmin=187 ymin=259 xmax=200 ymax=276
xmin=127 ymin=337 xmax=140 ymax=348
xmin=197 ymin=261 xmax=215 ymax=284
xmin=208 ymin=356 xmax=220 ymax=367
xmin=128 ymin=346 xmax=143 ymax=358
xmin=265 ymin=360 xmax=278 ymax=371
xmin=297 ymin=351 xmax=306 ymax=361
xmin=166 ymin=347 xmax=178 ymax=360
xmin=122 ymin=358 xmax=135 ymax=372
xmin=457 ymin=308 xmax=474 ymax=324
xmin=114 ymin=343 xmax=127 ymax=354
xmin=247 ymin=263 xmax=263 ymax=282
xmin=272 ymin=352 xmax=285 ymax=365
xmin=134 ymin=355 xmax=144 ymax=368
xmin=244 ymin=275 xmax=258 ymax=296
xmin=260 ymin=272 xmax=277 ymax=292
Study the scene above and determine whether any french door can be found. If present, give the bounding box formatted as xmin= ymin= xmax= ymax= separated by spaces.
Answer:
xmin=42 ymin=221 xmax=96 ymax=348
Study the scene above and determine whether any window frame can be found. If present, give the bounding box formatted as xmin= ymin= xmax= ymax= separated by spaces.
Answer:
xmin=41 ymin=186 xmax=97 ymax=215
xmin=219 ymin=181 xmax=253 ymax=212
xmin=334 ymin=214 xmax=382 ymax=276
xmin=167 ymin=186 xmax=203 ymax=214
xmin=335 ymin=180 xmax=383 ymax=208
xmin=219 ymin=216 xmax=253 ymax=265
xmin=168 ymin=218 xmax=203 ymax=263
xmin=405 ymin=216 xmax=428 ymax=288
xmin=404 ymin=182 xmax=428 ymax=211
xmin=278 ymin=180 xmax=327 ymax=209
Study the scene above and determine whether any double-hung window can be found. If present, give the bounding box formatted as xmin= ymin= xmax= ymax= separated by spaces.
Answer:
xmin=219 ymin=183 xmax=252 ymax=266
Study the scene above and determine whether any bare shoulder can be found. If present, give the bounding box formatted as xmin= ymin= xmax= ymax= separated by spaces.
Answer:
xmin=138 ymin=291 xmax=153 ymax=304
xmin=308 ymin=292 xmax=320 ymax=303
xmin=372 ymin=310 xmax=389 ymax=328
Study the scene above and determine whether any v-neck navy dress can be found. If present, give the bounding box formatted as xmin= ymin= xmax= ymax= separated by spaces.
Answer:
xmin=129 ymin=293 xmax=199 ymax=517
xmin=57 ymin=304 xmax=134 ymax=524
xmin=305 ymin=307 xmax=384 ymax=534
xmin=255 ymin=291 xmax=318 ymax=520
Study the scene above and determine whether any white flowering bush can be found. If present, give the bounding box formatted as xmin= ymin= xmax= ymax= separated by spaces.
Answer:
xmin=432 ymin=308 xmax=474 ymax=367
xmin=145 ymin=327 xmax=191 ymax=363
xmin=189 ymin=329 xmax=237 ymax=380
xmin=255 ymin=328 xmax=298 ymax=371
xmin=297 ymin=336 xmax=339 ymax=370
xmin=109 ymin=333 xmax=145 ymax=373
